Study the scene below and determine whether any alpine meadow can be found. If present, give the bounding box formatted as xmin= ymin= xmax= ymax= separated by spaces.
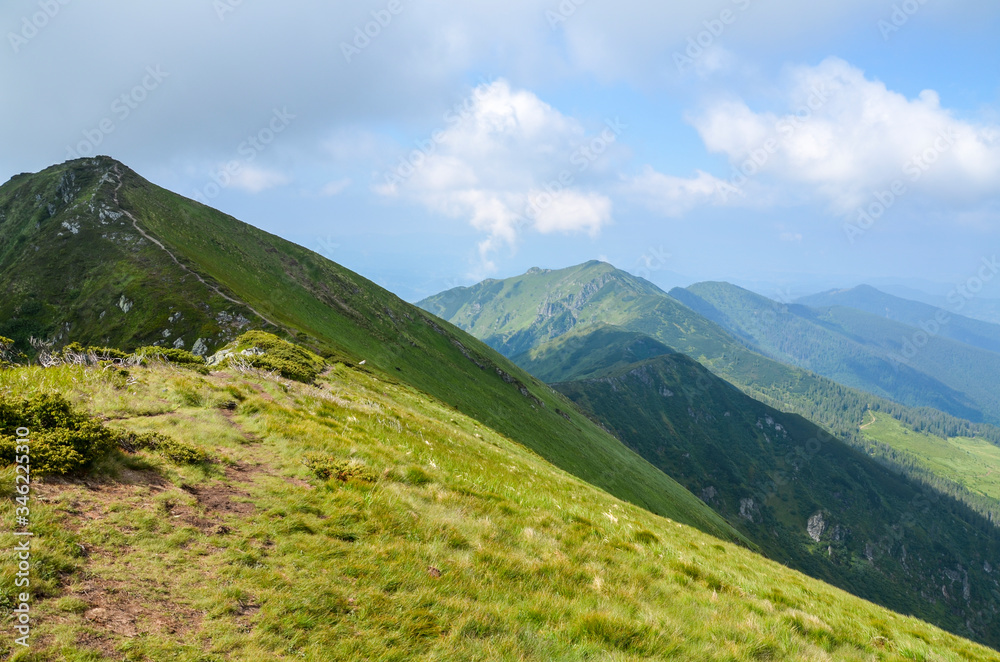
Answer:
xmin=4 ymin=2 xmax=1000 ymax=661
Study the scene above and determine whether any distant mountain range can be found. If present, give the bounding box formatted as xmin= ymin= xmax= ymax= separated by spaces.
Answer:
xmin=4 ymin=159 xmax=1000 ymax=650
xmin=798 ymin=284 xmax=1000 ymax=353
xmin=673 ymin=281 xmax=1000 ymax=425
xmin=421 ymin=261 xmax=1000 ymax=645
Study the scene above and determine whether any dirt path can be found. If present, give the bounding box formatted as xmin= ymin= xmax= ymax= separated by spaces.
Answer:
xmin=860 ymin=409 xmax=876 ymax=431
xmin=108 ymin=165 xmax=286 ymax=333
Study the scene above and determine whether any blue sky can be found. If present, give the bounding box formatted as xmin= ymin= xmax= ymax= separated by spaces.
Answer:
xmin=2 ymin=1 xmax=999 ymax=302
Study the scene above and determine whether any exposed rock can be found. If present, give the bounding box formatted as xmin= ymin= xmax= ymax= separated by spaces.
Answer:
xmin=807 ymin=512 xmax=826 ymax=542
xmin=56 ymin=171 xmax=78 ymax=203
xmin=118 ymin=295 xmax=133 ymax=314
xmin=173 ymin=338 xmax=186 ymax=349
xmin=192 ymin=338 xmax=209 ymax=356
xmin=701 ymin=486 xmax=717 ymax=503
xmin=739 ymin=497 xmax=758 ymax=523
xmin=206 ymin=349 xmax=233 ymax=366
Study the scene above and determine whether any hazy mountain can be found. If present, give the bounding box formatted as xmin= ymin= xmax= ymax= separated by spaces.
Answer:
xmin=419 ymin=261 xmax=980 ymax=442
xmin=675 ymin=281 xmax=1000 ymax=425
xmin=798 ymin=284 xmax=1000 ymax=354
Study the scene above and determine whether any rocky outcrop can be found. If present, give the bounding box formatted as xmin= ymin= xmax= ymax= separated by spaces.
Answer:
xmin=807 ymin=512 xmax=826 ymax=542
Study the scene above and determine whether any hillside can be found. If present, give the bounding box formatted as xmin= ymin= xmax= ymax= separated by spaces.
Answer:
xmin=546 ymin=342 xmax=1000 ymax=645
xmin=418 ymin=262 xmax=731 ymax=359
xmin=798 ymin=285 xmax=1000 ymax=354
xmin=419 ymin=261 xmax=1000 ymax=448
xmin=676 ymin=281 xmax=1000 ymax=425
xmin=860 ymin=411 xmax=1000 ymax=520
xmin=2 ymin=359 xmax=999 ymax=660
xmin=0 ymin=157 xmax=741 ymax=544
xmin=513 ymin=324 xmax=677 ymax=383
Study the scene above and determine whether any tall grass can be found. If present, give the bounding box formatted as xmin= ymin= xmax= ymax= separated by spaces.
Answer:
xmin=0 ymin=362 xmax=997 ymax=660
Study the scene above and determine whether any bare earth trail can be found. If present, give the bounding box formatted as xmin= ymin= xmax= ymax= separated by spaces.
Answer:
xmin=860 ymin=409 xmax=876 ymax=430
xmin=109 ymin=165 xmax=289 ymax=334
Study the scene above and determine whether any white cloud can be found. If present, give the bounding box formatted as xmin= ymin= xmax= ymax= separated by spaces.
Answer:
xmin=624 ymin=166 xmax=731 ymax=216
xmin=689 ymin=57 xmax=1000 ymax=212
xmin=229 ymin=166 xmax=291 ymax=194
xmin=530 ymin=189 xmax=611 ymax=235
xmin=377 ymin=79 xmax=615 ymax=271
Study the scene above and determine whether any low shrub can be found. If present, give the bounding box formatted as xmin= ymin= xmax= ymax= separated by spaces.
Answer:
xmin=0 ymin=394 xmax=118 ymax=475
xmin=89 ymin=346 xmax=131 ymax=360
xmin=135 ymin=346 xmax=206 ymax=366
xmin=60 ymin=342 xmax=130 ymax=362
xmin=302 ymin=452 xmax=377 ymax=483
xmin=220 ymin=332 xmax=326 ymax=383
xmin=116 ymin=430 xmax=207 ymax=464
xmin=0 ymin=335 xmax=23 ymax=367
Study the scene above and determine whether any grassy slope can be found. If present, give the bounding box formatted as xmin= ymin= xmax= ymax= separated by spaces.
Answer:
xmin=1 ymin=362 xmax=998 ymax=661
xmin=112 ymin=163 xmax=738 ymax=543
xmin=798 ymin=285 xmax=1000 ymax=355
xmin=0 ymin=158 xmax=739 ymax=544
xmin=513 ymin=324 xmax=677 ymax=383
xmin=861 ymin=411 xmax=1000 ymax=507
xmin=550 ymin=351 xmax=1000 ymax=648
xmin=677 ymin=282 xmax=1000 ymax=425
xmin=0 ymin=160 xmax=262 ymax=352
xmin=419 ymin=262 xmax=976 ymax=445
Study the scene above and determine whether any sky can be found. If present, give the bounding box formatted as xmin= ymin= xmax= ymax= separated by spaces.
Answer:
xmin=2 ymin=1 xmax=1000 ymax=303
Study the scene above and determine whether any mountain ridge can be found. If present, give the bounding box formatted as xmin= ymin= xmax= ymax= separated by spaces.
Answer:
xmin=798 ymin=283 xmax=1000 ymax=354
xmin=676 ymin=281 xmax=1000 ymax=425
xmin=0 ymin=157 xmax=742 ymax=543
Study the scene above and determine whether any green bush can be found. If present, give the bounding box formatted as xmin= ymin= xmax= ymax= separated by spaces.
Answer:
xmin=116 ymin=430 xmax=207 ymax=464
xmin=135 ymin=346 xmax=206 ymax=365
xmin=224 ymin=332 xmax=326 ymax=383
xmin=157 ymin=438 xmax=208 ymax=464
xmin=303 ymin=452 xmax=377 ymax=483
xmin=57 ymin=343 xmax=131 ymax=365
xmin=89 ymin=346 xmax=130 ymax=360
xmin=60 ymin=342 xmax=87 ymax=358
xmin=0 ymin=335 xmax=23 ymax=367
xmin=0 ymin=394 xmax=117 ymax=475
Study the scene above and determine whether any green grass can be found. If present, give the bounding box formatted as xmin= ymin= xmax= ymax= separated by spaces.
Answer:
xmin=0 ymin=157 xmax=744 ymax=546
xmin=1 ymin=361 xmax=998 ymax=660
xmin=551 ymin=350 xmax=1000 ymax=648
xmin=862 ymin=412 xmax=1000 ymax=504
